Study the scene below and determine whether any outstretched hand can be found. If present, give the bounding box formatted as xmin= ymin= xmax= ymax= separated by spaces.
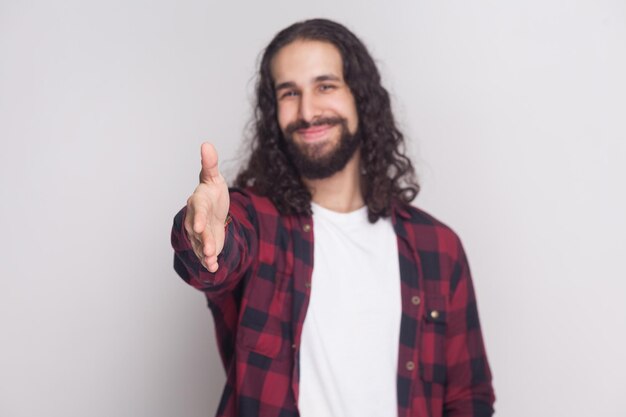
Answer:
xmin=184 ymin=142 xmax=230 ymax=272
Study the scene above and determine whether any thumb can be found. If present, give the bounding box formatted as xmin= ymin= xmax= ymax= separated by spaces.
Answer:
xmin=199 ymin=142 xmax=221 ymax=183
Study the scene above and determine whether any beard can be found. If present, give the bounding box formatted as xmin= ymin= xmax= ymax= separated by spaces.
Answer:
xmin=282 ymin=116 xmax=362 ymax=180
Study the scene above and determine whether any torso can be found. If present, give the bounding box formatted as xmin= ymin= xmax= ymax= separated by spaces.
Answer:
xmin=298 ymin=203 xmax=401 ymax=417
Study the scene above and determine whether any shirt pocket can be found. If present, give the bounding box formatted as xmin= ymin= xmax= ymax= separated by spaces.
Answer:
xmin=236 ymin=269 xmax=290 ymax=359
xmin=419 ymin=294 xmax=447 ymax=384
xmin=237 ymin=309 xmax=285 ymax=358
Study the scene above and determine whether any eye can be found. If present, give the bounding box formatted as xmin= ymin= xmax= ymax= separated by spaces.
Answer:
xmin=279 ymin=90 xmax=299 ymax=100
xmin=318 ymin=84 xmax=336 ymax=92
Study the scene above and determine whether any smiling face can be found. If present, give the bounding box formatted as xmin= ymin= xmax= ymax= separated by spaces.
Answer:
xmin=271 ymin=40 xmax=361 ymax=179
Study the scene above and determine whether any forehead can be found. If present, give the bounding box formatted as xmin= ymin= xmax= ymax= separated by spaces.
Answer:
xmin=270 ymin=40 xmax=344 ymax=85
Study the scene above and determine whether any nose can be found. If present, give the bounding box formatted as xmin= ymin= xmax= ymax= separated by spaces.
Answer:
xmin=297 ymin=91 xmax=321 ymax=123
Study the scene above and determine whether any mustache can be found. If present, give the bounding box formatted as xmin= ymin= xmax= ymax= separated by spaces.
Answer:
xmin=285 ymin=117 xmax=346 ymax=136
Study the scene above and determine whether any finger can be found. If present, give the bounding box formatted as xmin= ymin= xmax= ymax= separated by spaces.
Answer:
xmin=189 ymin=234 xmax=203 ymax=257
xmin=199 ymin=142 xmax=221 ymax=184
xmin=185 ymin=195 xmax=203 ymax=236
xmin=204 ymin=253 xmax=219 ymax=272
xmin=192 ymin=196 xmax=209 ymax=235
xmin=200 ymin=227 xmax=216 ymax=259
xmin=206 ymin=255 xmax=218 ymax=266
xmin=184 ymin=201 xmax=197 ymax=236
xmin=195 ymin=247 xmax=206 ymax=267
xmin=200 ymin=254 xmax=211 ymax=271
xmin=206 ymin=260 xmax=219 ymax=273
xmin=190 ymin=237 xmax=213 ymax=272
xmin=187 ymin=230 xmax=204 ymax=258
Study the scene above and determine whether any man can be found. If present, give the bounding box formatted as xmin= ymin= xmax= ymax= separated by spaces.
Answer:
xmin=171 ymin=18 xmax=494 ymax=417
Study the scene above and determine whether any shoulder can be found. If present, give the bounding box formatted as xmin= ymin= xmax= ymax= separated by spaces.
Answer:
xmin=228 ymin=187 xmax=288 ymax=233
xmin=392 ymin=201 xmax=465 ymax=257
xmin=229 ymin=187 xmax=279 ymax=215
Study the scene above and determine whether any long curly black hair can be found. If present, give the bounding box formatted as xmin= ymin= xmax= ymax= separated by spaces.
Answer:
xmin=235 ymin=18 xmax=419 ymax=222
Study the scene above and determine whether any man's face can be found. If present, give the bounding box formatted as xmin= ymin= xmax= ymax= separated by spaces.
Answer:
xmin=271 ymin=40 xmax=360 ymax=179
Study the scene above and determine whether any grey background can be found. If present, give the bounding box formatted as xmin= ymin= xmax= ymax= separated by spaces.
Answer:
xmin=1 ymin=0 xmax=625 ymax=416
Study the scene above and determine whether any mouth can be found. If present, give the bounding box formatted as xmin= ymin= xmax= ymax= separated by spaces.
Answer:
xmin=296 ymin=124 xmax=335 ymax=143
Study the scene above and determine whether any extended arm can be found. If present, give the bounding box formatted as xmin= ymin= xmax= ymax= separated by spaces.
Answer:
xmin=171 ymin=143 xmax=258 ymax=295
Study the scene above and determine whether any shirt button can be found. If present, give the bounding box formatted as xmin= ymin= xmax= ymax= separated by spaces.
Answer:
xmin=291 ymin=344 xmax=297 ymax=349
xmin=302 ymin=224 xmax=311 ymax=232
xmin=406 ymin=361 xmax=415 ymax=371
xmin=411 ymin=296 xmax=421 ymax=305
xmin=304 ymin=281 xmax=311 ymax=288
xmin=430 ymin=310 xmax=440 ymax=319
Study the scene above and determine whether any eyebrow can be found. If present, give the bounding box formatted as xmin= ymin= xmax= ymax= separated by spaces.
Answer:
xmin=274 ymin=74 xmax=342 ymax=92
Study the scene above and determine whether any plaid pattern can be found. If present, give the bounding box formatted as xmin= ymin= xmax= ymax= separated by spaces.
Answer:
xmin=171 ymin=188 xmax=494 ymax=417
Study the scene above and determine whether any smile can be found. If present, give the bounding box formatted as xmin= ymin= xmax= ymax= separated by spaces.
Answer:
xmin=297 ymin=125 xmax=335 ymax=143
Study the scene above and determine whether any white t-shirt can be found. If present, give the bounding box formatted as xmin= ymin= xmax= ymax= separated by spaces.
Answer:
xmin=298 ymin=203 xmax=402 ymax=417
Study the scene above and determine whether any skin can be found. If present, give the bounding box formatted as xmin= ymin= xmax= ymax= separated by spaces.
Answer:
xmin=184 ymin=142 xmax=229 ymax=272
xmin=185 ymin=40 xmax=364 ymax=271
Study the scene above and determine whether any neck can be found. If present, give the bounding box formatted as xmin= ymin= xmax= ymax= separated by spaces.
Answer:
xmin=303 ymin=151 xmax=364 ymax=213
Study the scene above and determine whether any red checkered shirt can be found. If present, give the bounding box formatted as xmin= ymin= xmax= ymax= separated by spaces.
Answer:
xmin=171 ymin=188 xmax=495 ymax=417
